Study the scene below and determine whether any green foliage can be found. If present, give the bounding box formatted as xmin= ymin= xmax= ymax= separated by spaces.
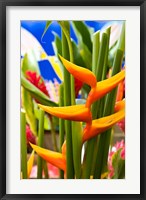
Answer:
xmin=21 ymin=73 xmax=58 ymax=107
xmin=21 ymin=87 xmax=37 ymax=136
xmin=21 ymin=51 xmax=40 ymax=75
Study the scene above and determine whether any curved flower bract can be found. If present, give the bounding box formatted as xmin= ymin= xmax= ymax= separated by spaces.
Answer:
xmin=38 ymin=104 xmax=92 ymax=122
xmin=82 ymin=109 xmax=125 ymax=142
xmin=30 ymin=143 xmax=66 ymax=171
xmin=27 ymin=150 xmax=35 ymax=178
xmin=86 ymin=70 xmax=125 ymax=107
xmin=59 ymin=55 xmax=97 ymax=88
xmin=115 ymin=99 xmax=125 ymax=112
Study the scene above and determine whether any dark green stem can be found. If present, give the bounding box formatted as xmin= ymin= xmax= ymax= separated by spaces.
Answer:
xmin=37 ymin=109 xmax=45 ymax=179
xmin=62 ymin=22 xmax=74 ymax=178
xmin=21 ymin=110 xmax=27 ymax=179
xmin=94 ymin=49 xmax=124 ymax=179
xmin=59 ymin=83 xmax=65 ymax=178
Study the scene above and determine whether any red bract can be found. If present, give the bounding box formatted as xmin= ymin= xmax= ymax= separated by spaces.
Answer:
xmin=75 ymin=78 xmax=83 ymax=97
xmin=26 ymin=71 xmax=49 ymax=97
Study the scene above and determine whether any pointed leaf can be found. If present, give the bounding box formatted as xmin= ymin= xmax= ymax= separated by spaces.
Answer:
xmin=21 ymin=51 xmax=40 ymax=75
xmin=41 ymin=21 xmax=52 ymax=40
xmin=72 ymin=21 xmax=92 ymax=52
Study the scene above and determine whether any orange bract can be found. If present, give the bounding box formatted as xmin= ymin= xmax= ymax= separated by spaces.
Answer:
xmin=59 ymin=55 xmax=97 ymax=88
xmin=86 ymin=70 xmax=125 ymax=107
xmin=30 ymin=143 xmax=66 ymax=171
xmin=83 ymin=109 xmax=125 ymax=142
xmin=38 ymin=104 xmax=92 ymax=122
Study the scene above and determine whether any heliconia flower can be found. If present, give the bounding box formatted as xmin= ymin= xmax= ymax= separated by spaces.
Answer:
xmin=116 ymin=80 xmax=125 ymax=102
xmin=86 ymin=70 xmax=125 ymax=107
xmin=38 ymin=104 xmax=92 ymax=122
xmin=114 ymin=99 xmax=125 ymax=112
xmin=75 ymin=78 xmax=83 ymax=97
xmin=26 ymin=125 xmax=36 ymax=146
xmin=59 ymin=55 xmax=97 ymax=88
xmin=26 ymin=71 xmax=49 ymax=97
xmin=30 ymin=143 xmax=66 ymax=172
xmin=27 ymin=150 xmax=35 ymax=178
xmin=82 ymin=108 xmax=125 ymax=142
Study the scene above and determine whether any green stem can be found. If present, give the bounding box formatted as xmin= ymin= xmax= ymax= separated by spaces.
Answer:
xmin=102 ymin=27 xmax=111 ymax=80
xmin=21 ymin=110 xmax=27 ymax=179
xmin=92 ymin=31 xmax=100 ymax=74
xmin=91 ymin=27 xmax=111 ymax=175
xmin=94 ymin=49 xmax=124 ymax=179
xmin=37 ymin=109 xmax=45 ymax=179
xmin=95 ymin=32 xmax=108 ymax=81
xmin=62 ymin=22 xmax=74 ymax=178
xmin=43 ymin=160 xmax=49 ymax=179
xmin=118 ymin=22 xmax=125 ymax=52
xmin=50 ymin=116 xmax=58 ymax=152
xmin=82 ymin=32 xmax=108 ymax=178
xmin=59 ymin=83 xmax=65 ymax=178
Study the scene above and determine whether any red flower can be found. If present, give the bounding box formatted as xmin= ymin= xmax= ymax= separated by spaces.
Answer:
xmin=26 ymin=71 xmax=49 ymax=96
xmin=26 ymin=125 xmax=36 ymax=146
xmin=117 ymin=118 xmax=125 ymax=133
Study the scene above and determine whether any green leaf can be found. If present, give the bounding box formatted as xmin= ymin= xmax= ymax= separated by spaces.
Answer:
xmin=21 ymin=51 xmax=40 ymax=75
xmin=80 ymin=43 xmax=92 ymax=70
xmin=52 ymin=32 xmax=62 ymax=56
xmin=21 ymin=87 xmax=37 ymax=136
xmin=41 ymin=21 xmax=52 ymax=40
xmin=72 ymin=21 xmax=92 ymax=52
xmin=71 ymin=21 xmax=92 ymax=69
xmin=72 ymin=41 xmax=86 ymax=68
xmin=21 ymin=72 xmax=58 ymax=107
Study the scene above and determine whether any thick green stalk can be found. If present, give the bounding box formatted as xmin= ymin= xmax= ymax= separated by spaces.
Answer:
xmin=82 ymin=32 xmax=108 ymax=178
xmin=92 ymin=31 xmax=100 ymax=74
xmin=95 ymin=32 xmax=108 ymax=81
xmin=94 ymin=49 xmax=124 ymax=179
xmin=118 ymin=22 xmax=125 ymax=52
xmin=37 ymin=109 xmax=45 ymax=179
xmin=62 ymin=22 xmax=74 ymax=178
xmin=43 ymin=160 xmax=49 ymax=179
xmin=21 ymin=110 xmax=27 ymax=179
xmin=91 ymin=28 xmax=111 ymax=175
xmin=50 ymin=118 xmax=58 ymax=152
xmin=102 ymin=27 xmax=111 ymax=80
xmin=92 ymin=33 xmax=108 ymax=119
xmin=59 ymin=83 xmax=65 ymax=178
